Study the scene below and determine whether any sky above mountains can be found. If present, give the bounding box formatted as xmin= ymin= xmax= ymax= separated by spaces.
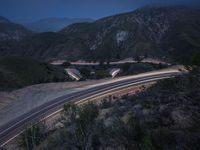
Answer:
xmin=0 ymin=0 xmax=200 ymax=23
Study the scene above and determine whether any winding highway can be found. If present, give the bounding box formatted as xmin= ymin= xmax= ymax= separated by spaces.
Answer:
xmin=0 ymin=69 xmax=182 ymax=147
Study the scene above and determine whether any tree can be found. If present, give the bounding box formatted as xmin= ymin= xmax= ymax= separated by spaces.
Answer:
xmin=106 ymin=61 xmax=110 ymax=66
xmin=17 ymin=122 xmax=46 ymax=150
xmin=52 ymin=76 xmax=60 ymax=82
xmin=74 ymin=103 xmax=99 ymax=149
xmin=95 ymin=70 xmax=109 ymax=79
xmin=191 ymin=53 xmax=200 ymax=66
xmin=99 ymin=61 xmax=104 ymax=68
xmin=62 ymin=103 xmax=77 ymax=125
xmin=144 ymin=53 xmax=148 ymax=59
xmin=80 ymin=68 xmax=91 ymax=79
xmin=121 ymin=63 xmax=131 ymax=72
xmin=62 ymin=62 xmax=71 ymax=68
xmin=56 ymin=102 xmax=99 ymax=150
xmin=100 ymin=99 xmax=112 ymax=109
xmin=116 ymin=53 xmax=121 ymax=60
xmin=134 ymin=55 xmax=143 ymax=63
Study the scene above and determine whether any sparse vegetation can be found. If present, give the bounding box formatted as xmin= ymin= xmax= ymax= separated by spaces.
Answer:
xmin=1 ymin=7 xmax=200 ymax=63
xmin=1 ymin=5 xmax=200 ymax=150
xmin=191 ymin=53 xmax=200 ymax=66
xmin=41 ymin=103 xmax=99 ymax=150
xmin=120 ymin=62 xmax=166 ymax=76
xmin=17 ymin=122 xmax=47 ymax=150
xmin=95 ymin=70 xmax=110 ymax=79
xmin=62 ymin=61 xmax=71 ymax=68
xmin=80 ymin=68 xmax=91 ymax=79
xmin=0 ymin=57 xmax=71 ymax=91
xmin=34 ymin=69 xmax=200 ymax=150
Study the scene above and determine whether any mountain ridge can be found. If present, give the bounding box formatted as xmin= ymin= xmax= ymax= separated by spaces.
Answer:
xmin=60 ymin=6 xmax=200 ymax=62
xmin=0 ymin=6 xmax=200 ymax=63
xmin=0 ymin=16 xmax=10 ymax=24
xmin=24 ymin=17 xmax=94 ymax=32
xmin=0 ymin=16 xmax=33 ymax=41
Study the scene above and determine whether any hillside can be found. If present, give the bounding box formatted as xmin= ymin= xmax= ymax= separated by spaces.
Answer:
xmin=61 ymin=6 xmax=200 ymax=63
xmin=16 ymin=67 xmax=200 ymax=150
xmin=24 ymin=17 xmax=93 ymax=32
xmin=0 ymin=16 xmax=32 ymax=41
xmin=0 ymin=6 xmax=200 ymax=63
xmin=0 ymin=57 xmax=71 ymax=91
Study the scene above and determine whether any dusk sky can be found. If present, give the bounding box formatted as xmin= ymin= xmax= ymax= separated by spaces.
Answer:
xmin=0 ymin=0 xmax=200 ymax=23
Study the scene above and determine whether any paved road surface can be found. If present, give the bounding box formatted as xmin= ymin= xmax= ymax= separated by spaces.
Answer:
xmin=0 ymin=69 xmax=181 ymax=147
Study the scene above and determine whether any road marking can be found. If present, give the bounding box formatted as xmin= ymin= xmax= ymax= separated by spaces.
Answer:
xmin=0 ymin=72 xmax=179 ymax=147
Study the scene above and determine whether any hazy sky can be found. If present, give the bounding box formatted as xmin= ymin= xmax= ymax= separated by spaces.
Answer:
xmin=0 ymin=0 xmax=199 ymax=23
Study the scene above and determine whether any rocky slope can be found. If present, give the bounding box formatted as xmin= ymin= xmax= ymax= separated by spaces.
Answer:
xmin=60 ymin=6 xmax=200 ymax=62
xmin=0 ymin=16 xmax=32 ymax=41
xmin=1 ymin=6 xmax=200 ymax=63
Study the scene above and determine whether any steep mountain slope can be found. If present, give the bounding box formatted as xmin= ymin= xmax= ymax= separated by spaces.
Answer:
xmin=1 ymin=6 xmax=200 ymax=63
xmin=24 ymin=17 xmax=93 ymax=32
xmin=11 ymin=32 xmax=89 ymax=61
xmin=61 ymin=6 xmax=200 ymax=62
xmin=0 ymin=16 xmax=32 ymax=41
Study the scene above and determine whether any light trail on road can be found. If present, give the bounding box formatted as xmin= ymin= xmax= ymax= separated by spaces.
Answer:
xmin=0 ymin=69 xmax=182 ymax=147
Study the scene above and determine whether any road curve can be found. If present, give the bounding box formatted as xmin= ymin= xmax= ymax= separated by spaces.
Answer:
xmin=0 ymin=69 xmax=181 ymax=147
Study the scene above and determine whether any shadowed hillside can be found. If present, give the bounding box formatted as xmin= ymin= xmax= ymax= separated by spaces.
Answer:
xmin=0 ymin=57 xmax=71 ymax=91
xmin=1 ymin=6 xmax=199 ymax=64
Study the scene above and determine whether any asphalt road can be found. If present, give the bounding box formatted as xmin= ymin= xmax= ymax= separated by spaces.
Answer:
xmin=0 ymin=70 xmax=181 ymax=147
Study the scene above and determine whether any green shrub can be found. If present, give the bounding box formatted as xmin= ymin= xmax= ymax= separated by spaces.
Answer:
xmin=17 ymin=122 xmax=46 ymax=150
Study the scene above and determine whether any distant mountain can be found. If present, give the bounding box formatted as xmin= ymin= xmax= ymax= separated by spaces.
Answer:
xmin=1 ymin=6 xmax=200 ymax=64
xmin=24 ymin=17 xmax=94 ymax=32
xmin=0 ymin=16 xmax=10 ymax=24
xmin=0 ymin=16 xmax=32 ymax=41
